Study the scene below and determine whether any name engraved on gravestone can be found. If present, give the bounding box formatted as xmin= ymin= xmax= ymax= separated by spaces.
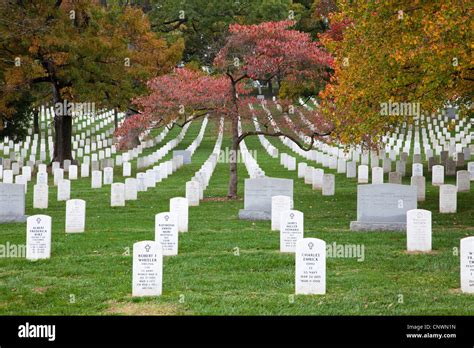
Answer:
xmin=132 ymin=241 xmax=163 ymax=297
xmin=406 ymin=209 xmax=431 ymax=252
xmin=280 ymin=210 xmax=304 ymax=253
xmin=295 ymin=238 xmax=326 ymax=295
xmin=155 ymin=212 xmax=178 ymax=256
xmin=460 ymin=237 xmax=474 ymax=294
xmin=26 ymin=215 xmax=52 ymax=260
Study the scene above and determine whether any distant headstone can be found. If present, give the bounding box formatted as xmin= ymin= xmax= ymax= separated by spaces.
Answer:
xmin=57 ymin=179 xmax=71 ymax=201
xmin=358 ymin=165 xmax=368 ymax=184
xmin=432 ymin=165 xmax=444 ymax=186
xmin=372 ymin=167 xmax=383 ymax=184
xmin=185 ymin=181 xmax=200 ymax=207
xmin=132 ymin=241 xmax=163 ymax=297
xmin=91 ymin=170 xmax=102 ymax=189
xmin=33 ymin=184 xmax=48 ymax=209
xmin=239 ymin=177 xmax=293 ymax=220
xmin=295 ymin=238 xmax=326 ymax=295
xmin=406 ymin=209 xmax=431 ymax=252
xmin=65 ymin=199 xmax=86 ymax=233
xmin=410 ymin=176 xmax=426 ymax=202
xmin=155 ymin=212 xmax=178 ymax=256
xmin=111 ymin=183 xmax=125 ymax=207
xmin=173 ymin=150 xmax=191 ymax=164
xmin=322 ymin=174 xmax=335 ymax=196
xmin=350 ymin=184 xmax=417 ymax=231
xmin=389 ymin=172 xmax=402 ymax=184
xmin=456 ymin=170 xmax=470 ymax=192
xmin=170 ymin=197 xmax=189 ymax=232
xmin=311 ymin=168 xmax=324 ymax=190
xmin=439 ymin=184 xmax=457 ymax=213
xmin=125 ymin=178 xmax=138 ymax=201
xmin=26 ymin=214 xmax=51 ymax=260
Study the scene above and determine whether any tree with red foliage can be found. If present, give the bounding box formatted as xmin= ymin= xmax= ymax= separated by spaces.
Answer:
xmin=122 ymin=21 xmax=334 ymax=198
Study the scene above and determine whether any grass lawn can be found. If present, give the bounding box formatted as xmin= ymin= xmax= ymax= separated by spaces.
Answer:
xmin=0 ymin=118 xmax=473 ymax=315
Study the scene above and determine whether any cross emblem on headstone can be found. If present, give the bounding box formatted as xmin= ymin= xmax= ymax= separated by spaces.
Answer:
xmin=36 ymin=217 xmax=41 ymax=224
xmin=145 ymin=244 xmax=151 ymax=252
xmin=165 ymin=215 xmax=169 ymax=221
xmin=308 ymin=242 xmax=314 ymax=250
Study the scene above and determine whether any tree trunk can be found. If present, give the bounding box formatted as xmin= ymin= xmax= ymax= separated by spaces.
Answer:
xmin=114 ymin=107 xmax=118 ymax=130
xmin=227 ymin=80 xmax=240 ymax=199
xmin=227 ymin=114 xmax=239 ymax=199
xmin=33 ymin=108 xmax=39 ymax=134
xmin=51 ymin=89 xmax=74 ymax=165
xmin=268 ymin=79 xmax=273 ymax=96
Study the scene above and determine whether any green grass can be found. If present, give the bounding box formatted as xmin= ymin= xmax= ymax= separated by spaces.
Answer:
xmin=0 ymin=118 xmax=473 ymax=315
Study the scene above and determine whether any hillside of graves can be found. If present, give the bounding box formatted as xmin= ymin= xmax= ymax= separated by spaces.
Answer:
xmin=0 ymin=101 xmax=472 ymax=315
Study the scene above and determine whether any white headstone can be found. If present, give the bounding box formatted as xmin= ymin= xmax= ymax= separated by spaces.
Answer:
xmin=57 ymin=179 xmax=71 ymax=201
xmin=406 ymin=209 xmax=431 ymax=252
xmin=185 ymin=181 xmax=200 ymax=206
xmin=358 ymin=165 xmax=369 ymax=184
xmin=155 ymin=212 xmax=179 ymax=256
xmin=460 ymin=237 xmax=474 ymax=293
xmin=295 ymin=238 xmax=326 ymax=295
xmin=26 ymin=215 xmax=52 ymax=260
xmin=170 ymin=197 xmax=189 ymax=232
xmin=432 ymin=165 xmax=444 ymax=186
xmin=125 ymin=178 xmax=138 ymax=201
xmin=91 ymin=170 xmax=102 ymax=189
xmin=33 ymin=184 xmax=48 ymax=209
xmin=280 ymin=210 xmax=304 ymax=253
xmin=65 ymin=199 xmax=86 ymax=233
xmin=439 ymin=184 xmax=457 ymax=213
xmin=372 ymin=167 xmax=384 ymax=184
xmin=132 ymin=241 xmax=163 ymax=297
xmin=111 ymin=183 xmax=125 ymax=207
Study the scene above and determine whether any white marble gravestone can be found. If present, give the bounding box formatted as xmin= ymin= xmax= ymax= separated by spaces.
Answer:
xmin=69 ymin=165 xmax=78 ymax=180
xmin=432 ymin=165 xmax=444 ymax=186
xmin=170 ymin=197 xmax=189 ymax=232
xmin=125 ymin=178 xmax=138 ymax=201
xmin=103 ymin=167 xmax=113 ymax=185
xmin=358 ymin=165 xmax=369 ymax=184
xmin=280 ymin=210 xmax=304 ymax=253
xmin=439 ymin=184 xmax=457 ymax=213
xmin=185 ymin=181 xmax=200 ymax=207
xmin=26 ymin=214 xmax=52 ymax=260
xmin=155 ymin=212 xmax=178 ymax=256
xmin=406 ymin=209 xmax=431 ymax=252
xmin=111 ymin=183 xmax=125 ymax=207
xmin=311 ymin=168 xmax=324 ymax=190
xmin=456 ymin=170 xmax=470 ymax=192
xmin=91 ymin=170 xmax=102 ymax=189
xmin=132 ymin=241 xmax=163 ymax=297
xmin=460 ymin=236 xmax=474 ymax=293
xmin=57 ymin=179 xmax=71 ymax=201
xmin=322 ymin=174 xmax=335 ymax=196
xmin=65 ymin=199 xmax=86 ymax=233
xmin=33 ymin=184 xmax=48 ymax=209
xmin=372 ymin=167 xmax=384 ymax=184
xmin=295 ymin=238 xmax=326 ymax=295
